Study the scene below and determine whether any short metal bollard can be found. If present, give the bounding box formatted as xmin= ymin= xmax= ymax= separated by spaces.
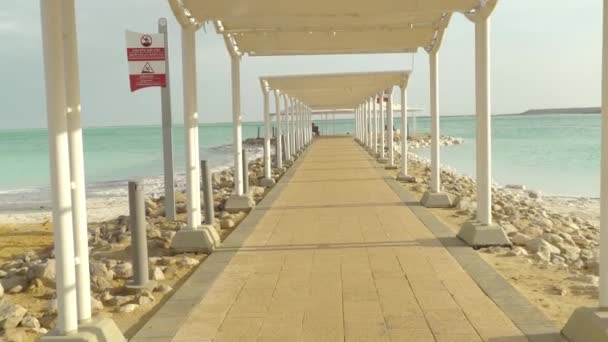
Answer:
xmin=200 ymin=160 xmax=215 ymax=225
xmin=242 ymin=149 xmax=249 ymax=194
xmin=127 ymin=180 xmax=150 ymax=289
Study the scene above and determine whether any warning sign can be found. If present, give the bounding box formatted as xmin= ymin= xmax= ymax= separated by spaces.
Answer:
xmin=141 ymin=62 xmax=154 ymax=74
xmin=125 ymin=30 xmax=166 ymax=91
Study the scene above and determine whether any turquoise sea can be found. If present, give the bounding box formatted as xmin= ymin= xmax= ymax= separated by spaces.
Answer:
xmin=0 ymin=113 xmax=601 ymax=212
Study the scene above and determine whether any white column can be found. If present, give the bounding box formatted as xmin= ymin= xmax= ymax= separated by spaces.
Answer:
xmin=475 ymin=15 xmax=492 ymax=225
xmin=62 ymin=0 xmax=91 ymax=323
xmin=387 ymin=88 xmax=395 ymax=166
xmin=230 ymin=55 xmax=243 ymax=196
xmin=379 ymin=92 xmax=386 ymax=159
xmin=262 ymin=87 xmax=272 ymax=180
xmin=368 ymin=100 xmax=373 ymax=148
xmin=399 ymin=85 xmax=409 ymax=176
xmin=282 ymin=95 xmax=291 ymax=160
xmin=430 ymin=51 xmax=441 ymax=193
xmin=274 ymin=90 xmax=283 ymax=168
xmin=40 ymin=0 xmax=78 ymax=334
xmin=365 ymin=101 xmax=370 ymax=147
xmin=600 ymin=0 xmax=608 ymax=308
xmin=373 ymin=97 xmax=378 ymax=154
xmin=182 ymin=27 xmax=201 ymax=228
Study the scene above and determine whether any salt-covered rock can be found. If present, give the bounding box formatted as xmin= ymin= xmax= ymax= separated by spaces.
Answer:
xmin=91 ymin=298 xmax=104 ymax=313
xmin=108 ymin=295 xmax=134 ymax=307
xmin=511 ymin=233 xmax=532 ymax=246
xmin=0 ymin=299 xmax=27 ymax=330
xmin=176 ymin=257 xmax=199 ymax=268
xmin=220 ymin=218 xmax=235 ymax=229
xmin=118 ymin=304 xmax=139 ymax=313
xmin=526 ymin=238 xmax=560 ymax=255
xmin=0 ymin=270 xmax=7 ymax=278
xmin=20 ymin=315 xmax=40 ymax=329
xmin=45 ymin=299 xmax=57 ymax=315
xmin=150 ymin=267 xmax=165 ymax=281
xmin=506 ymin=247 xmax=528 ymax=257
xmin=90 ymin=261 xmax=114 ymax=280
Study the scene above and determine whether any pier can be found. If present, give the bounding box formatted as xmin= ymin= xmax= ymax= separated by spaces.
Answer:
xmin=132 ymin=137 xmax=559 ymax=342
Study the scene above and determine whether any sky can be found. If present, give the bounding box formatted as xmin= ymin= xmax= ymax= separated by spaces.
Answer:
xmin=0 ymin=0 xmax=602 ymax=129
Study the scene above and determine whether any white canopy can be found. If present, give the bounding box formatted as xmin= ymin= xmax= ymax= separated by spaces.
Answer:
xmin=167 ymin=0 xmax=485 ymax=55
xmin=261 ymin=71 xmax=410 ymax=110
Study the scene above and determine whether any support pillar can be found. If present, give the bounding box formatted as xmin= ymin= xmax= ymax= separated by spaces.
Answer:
xmin=171 ymin=27 xmax=219 ymax=253
xmin=563 ymin=0 xmax=608 ymax=340
xmin=378 ymin=92 xmax=387 ymax=163
xmin=457 ymin=4 xmax=510 ymax=247
xmin=38 ymin=1 xmax=125 ymax=341
xmin=421 ymin=50 xmax=452 ymax=208
xmin=274 ymin=90 xmax=283 ymax=169
xmin=260 ymin=82 xmax=275 ymax=187
xmin=373 ymin=97 xmax=378 ymax=155
xmin=225 ymin=54 xmax=254 ymax=212
xmin=386 ymin=88 xmax=397 ymax=170
xmin=283 ymin=95 xmax=292 ymax=161
xmin=397 ymin=84 xmax=415 ymax=182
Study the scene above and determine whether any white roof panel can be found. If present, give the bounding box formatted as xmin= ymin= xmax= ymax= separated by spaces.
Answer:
xmin=168 ymin=0 xmax=480 ymax=55
xmin=262 ymin=71 xmax=410 ymax=110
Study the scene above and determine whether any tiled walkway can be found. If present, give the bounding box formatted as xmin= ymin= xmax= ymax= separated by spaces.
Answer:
xmin=132 ymin=137 xmax=558 ymax=342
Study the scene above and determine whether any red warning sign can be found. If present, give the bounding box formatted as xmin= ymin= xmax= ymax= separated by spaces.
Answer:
xmin=126 ymin=30 xmax=166 ymax=91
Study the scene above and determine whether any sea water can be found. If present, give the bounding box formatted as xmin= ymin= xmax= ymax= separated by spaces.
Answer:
xmin=0 ymin=113 xmax=601 ymax=212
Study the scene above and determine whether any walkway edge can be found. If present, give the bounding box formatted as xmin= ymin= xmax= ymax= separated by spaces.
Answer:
xmin=382 ymin=174 xmax=565 ymax=342
xmin=129 ymin=143 xmax=315 ymax=342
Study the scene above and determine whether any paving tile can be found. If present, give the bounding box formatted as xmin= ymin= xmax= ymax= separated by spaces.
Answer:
xmin=131 ymin=138 xmax=539 ymax=342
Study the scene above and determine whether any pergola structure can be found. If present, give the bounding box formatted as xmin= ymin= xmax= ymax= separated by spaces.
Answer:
xmin=260 ymin=71 xmax=411 ymax=182
xmin=36 ymin=0 xmax=608 ymax=340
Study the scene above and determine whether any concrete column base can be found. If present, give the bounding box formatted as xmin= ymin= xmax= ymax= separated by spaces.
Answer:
xmin=457 ymin=220 xmax=511 ymax=248
xmin=385 ymin=165 xmax=398 ymax=170
xmin=225 ymin=194 xmax=255 ymax=213
xmin=563 ymin=307 xmax=608 ymax=342
xmin=377 ymin=158 xmax=388 ymax=164
xmin=260 ymin=178 xmax=276 ymax=187
xmin=170 ymin=225 xmax=220 ymax=254
xmin=396 ymin=174 xmax=416 ymax=183
xmin=37 ymin=318 xmax=125 ymax=342
xmin=421 ymin=191 xmax=453 ymax=208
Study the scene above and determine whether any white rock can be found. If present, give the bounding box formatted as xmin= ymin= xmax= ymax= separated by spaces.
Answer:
xmin=118 ymin=304 xmax=139 ymax=313
xmin=506 ymin=247 xmax=528 ymax=257
xmin=20 ymin=315 xmax=40 ymax=329
xmin=0 ymin=299 xmax=27 ymax=330
xmin=154 ymin=284 xmax=173 ymax=294
xmin=526 ymin=238 xmax=560 ymax=255
xmin=151 ymin=267 xmax=165 ymax=281
xmin=0 ymin=282 xmax=3 ymax=298
xmin=90 ymin=261 xmax=114 ymax=280
xmin=511 ymin=233 xmax=532 ymax=246
xmin=0 ymin=270 xmax=7 ymax=278
xmin=26 ymin=260 xmax=56 ymax=286
xmin=91 ymin=298 xmax=104 ymax=313
xmin=46 ymin=299 xmax=57 ymax=315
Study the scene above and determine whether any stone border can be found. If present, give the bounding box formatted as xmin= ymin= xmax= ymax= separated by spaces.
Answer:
xmin=129 ymin=142 xmax=315 ymax=342
xmin=360 ymin=145 xmax=565 ymax=342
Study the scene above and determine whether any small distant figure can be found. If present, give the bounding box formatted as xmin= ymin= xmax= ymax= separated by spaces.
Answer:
xmin=312 ymin=123 xmax=320 ymax=136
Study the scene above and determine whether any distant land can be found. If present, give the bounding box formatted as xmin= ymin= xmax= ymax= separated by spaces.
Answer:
xmin=517 ymin=107 xmax=600 ymax=115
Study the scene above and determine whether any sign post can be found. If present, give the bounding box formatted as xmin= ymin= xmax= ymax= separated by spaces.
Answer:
xmin=125 ymin=20 xmax=175 ymax=220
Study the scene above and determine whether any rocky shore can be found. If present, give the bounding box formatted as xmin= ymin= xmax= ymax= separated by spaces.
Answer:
xmin=394 ymin=145 xmax=601 ymax=299
xmin=0 ymin=157 xmax=289 ymax=341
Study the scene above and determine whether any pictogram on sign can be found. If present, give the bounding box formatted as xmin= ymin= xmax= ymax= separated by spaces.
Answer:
xmin=142 ymin=63 xmax=154 ymax=74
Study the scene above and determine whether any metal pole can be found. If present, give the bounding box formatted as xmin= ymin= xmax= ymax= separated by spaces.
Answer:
xmin=379 ymin=92 xmax=386 ymax=159
xmin=388 ymin=88 xmax=395 ymax=166
xmin=400 ymin=85 xmax=409 ymax=176
xmin=40 ymin=0 xmax=78 ymax=333
xmin=159 ymin=18 xmax=176 ymax=221
xmin=62 ymin=0 xmax=91 ymax=323
xmin=128 ymin=181 xmax=149 ymax=287
xmin=181 ymin=27 xmax=201 ymax=229
xmin=231 ymin=55 xmax=244 ymax=196
xmin=201 ymin=160 xmax=215 ymax=225
xmin=274 ymin=90 xmax=283 ymax=168
xmin=476 ymin=16 xmax=492 ymax=226
xmin=430 ymin=51 xmax=441 ymax=193
xmin=242 ymin=149 xmax=249 ymax=194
